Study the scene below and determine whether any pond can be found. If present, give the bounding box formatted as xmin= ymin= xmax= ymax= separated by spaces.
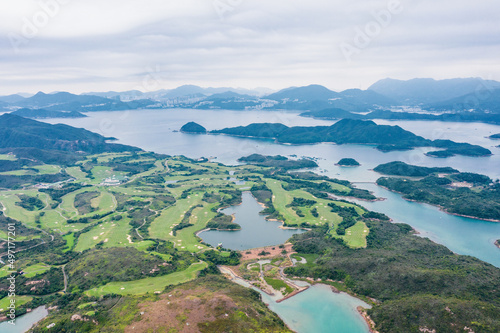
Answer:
xmin=199 ymin=192 xmax=306 ymax=250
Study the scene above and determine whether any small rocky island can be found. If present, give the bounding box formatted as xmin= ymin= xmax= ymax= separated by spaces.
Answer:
xmin=489 ymin=133 xmax=500 ymax=139
xmin=180 ymin=121 xmax=207 ymax=134
xmin=336 ymin=158 xmax=360 ymax=167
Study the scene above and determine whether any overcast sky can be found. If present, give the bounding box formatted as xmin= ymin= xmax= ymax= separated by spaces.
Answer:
xmin=0 ymin=0 xmax=499 ymax=95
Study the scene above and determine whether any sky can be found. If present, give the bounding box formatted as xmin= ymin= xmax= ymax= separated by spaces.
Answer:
xmin=0 ymin=0 xmax=499 ymax=95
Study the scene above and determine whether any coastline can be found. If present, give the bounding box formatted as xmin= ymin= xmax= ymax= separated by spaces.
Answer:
xmin=357 ymin=307 xmax=379 ymax=333
xmin=377 ymin=185 xmax=500 ymax=223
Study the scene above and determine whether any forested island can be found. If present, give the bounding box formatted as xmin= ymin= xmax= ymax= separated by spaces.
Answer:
xmin=375 ymin=161 xmax=500 ymax=221
xmin=336 ymin=158 xmax=360 ymax=167
xmin=184 ymin=119 xmax=492 ymax=157
xmin=0 ymin=115 xmax=499 ymax=332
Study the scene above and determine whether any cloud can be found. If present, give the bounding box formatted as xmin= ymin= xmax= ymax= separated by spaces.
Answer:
xmin=0 ymin=0 xmax=499 ymax=94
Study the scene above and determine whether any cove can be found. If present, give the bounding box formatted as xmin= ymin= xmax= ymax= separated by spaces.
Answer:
xmin=226 ymin=273 xmax=371 ymax=333
xmin=0 ymin=306 xmax=48 ymax=333
xmin=199 ymin=192 xmax=306 ymax=250
xmin=350 ymin=183 xmax=500 ymax=268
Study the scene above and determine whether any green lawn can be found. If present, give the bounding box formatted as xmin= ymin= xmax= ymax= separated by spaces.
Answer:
xmin=22 ymin=263 xmax=52 ymax=278
xmin=264 ymin=277 xmax=294 ymax=295
xmin=65 ymin=166 xmax=88 ymax=181
xmin=341 ymin=221 xmax=369 ymax=248
xmin=63 ymin=233 xmax=76 ymax=252
xmin=149 ymin=193 xmax=214 ymax=252
xmin=0 ymin=154 xmax=16 ymax=161
xmin=0 ymin=296 xmax=32 ymax=311
xmin=85 ymin=262 xmax=208 ymax=297
xmin=74 ymin=215 xmax=154 ymax=252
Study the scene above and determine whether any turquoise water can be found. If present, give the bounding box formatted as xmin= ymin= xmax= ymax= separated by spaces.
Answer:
xmin=0 ymin=306 xmax=48 ymax=333
xmin=230 ymin=276 xmax=371 ymax=333
xmin=264 ymin=284 xmax=371 ymax=333
xmin=199 ymin=192 xmax=306 ymax=250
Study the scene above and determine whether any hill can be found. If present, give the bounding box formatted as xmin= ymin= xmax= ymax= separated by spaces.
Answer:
xmin=0 ymin=113 xmax=139 ymax=154
xmin=207 ymin=119 xmax=490 ymax=157
xmin=10 ymin=108 xmax=86 ymax=119
xmin=301 ymin=108 xmax=500 ymax=125
xmin=368 ymin=77 xmax=500 ymax=104
xmin=264 ymin=84 xmax=340 ymax=101
xmin=180 ymin=122 xmax=207 ymax=134
xmin=10 ymin=91 xmax=157 ymax=112
xmin=374 ymin=161 xmax=458 ymax=177
xmin=425 ymin=89 xmax=500 ymax=113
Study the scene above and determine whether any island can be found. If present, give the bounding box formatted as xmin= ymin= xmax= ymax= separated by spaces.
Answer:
xmin=0 ymin=116 xmax=498 ymax=333
xmin=375 ymin=161 xmax=500 ymax=221
xmin=490 ymin=133 xmax=500 ymax=139
xmin=336 ymin=158 xmax=360 ymax=167
xmin=183 ymin=119 xmax=492 ymax=157
xmin=180 ymin=121 xmax=207 ymax=134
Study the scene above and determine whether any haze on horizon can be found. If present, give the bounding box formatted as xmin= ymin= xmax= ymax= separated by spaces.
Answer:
xmin=0 ymin=0 xmax=499 ymax=95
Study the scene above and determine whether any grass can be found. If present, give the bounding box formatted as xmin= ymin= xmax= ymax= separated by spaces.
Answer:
xmin=0 ymin=154 xmax=16 ymax=161
xmin=0 ymin=191 xmax=42 ymax=225
xmin=65 ymin=166 xmax=88 ymax=181
xmin=63 ymin=233 xmax=76 ymax=252
xmin=31 ymin=165 xmax=62 ymax=175
xmin=0 ymin=265 xmax=14 ymax=278
xmin=149 ymin=194 xmax=214 ymax=252
xmin=85 ymin=262 xmax=208 ymax=297
xmin=264 ymin=277 xmax=294 ymax=295
xmin=74 ymin=215 xmax=154 ymax=252
xmin=0 ymin=296 xmax=32 ymax=311
xmin=22 ymin=263 xmax=52 ymax=278
xmin=341 ymin=221 xmax=369 ymax=248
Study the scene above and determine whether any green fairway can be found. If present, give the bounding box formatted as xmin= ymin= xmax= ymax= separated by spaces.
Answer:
xmin=0 ymin=191 xmax=41 ymax=225
xmin=0 ymin=296 xmax=32 ymax=311
xmin=74 ymin=215 xmax=155 ymax=252
xmin=31 ymin=165 xmax=62 ymax=175
xmin=22 ymin=263 xmax=52 ymax=278
xmin=63 ymin=233 xmax=76 ymax=252
xmin=65 ymin=166 xmax=88 ymax=181
xmin=149 ymin=193 xmax=213 ymax=252
xmin=0 ymin=154 xmax=16 ymax=161
xmin=341 ymin=221 xmax=369 ymax=248
xmin=85 ymin=262 xmax=208 ymax=297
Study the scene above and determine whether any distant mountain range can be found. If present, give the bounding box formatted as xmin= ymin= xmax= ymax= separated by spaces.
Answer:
xmin=368 ymin=77 xmax=500 ymax=105
xmin=2 ymin=78 xmax=500 ymax=115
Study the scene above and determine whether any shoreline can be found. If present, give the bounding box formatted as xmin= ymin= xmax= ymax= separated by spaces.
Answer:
xmin=377 ymin=185 xmax=500 ymax=223
xmin=357 ymin=307 xmax=379 ymax=333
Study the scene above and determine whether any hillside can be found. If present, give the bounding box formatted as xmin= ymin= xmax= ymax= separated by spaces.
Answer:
xmin=0 ymin=113 xmax=139 ymax=154
xmin=301 ymin=108 xmax=500 ymax=125
xmin=426 ymin=89 xmax=500 ymax=113
xmin=10 ymin=108 xmax=86 ymax=119
xmin=206 ymin=119 xmax=491 ymax=157
xmin=368 ymin=77 xmax=500 ymax=104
